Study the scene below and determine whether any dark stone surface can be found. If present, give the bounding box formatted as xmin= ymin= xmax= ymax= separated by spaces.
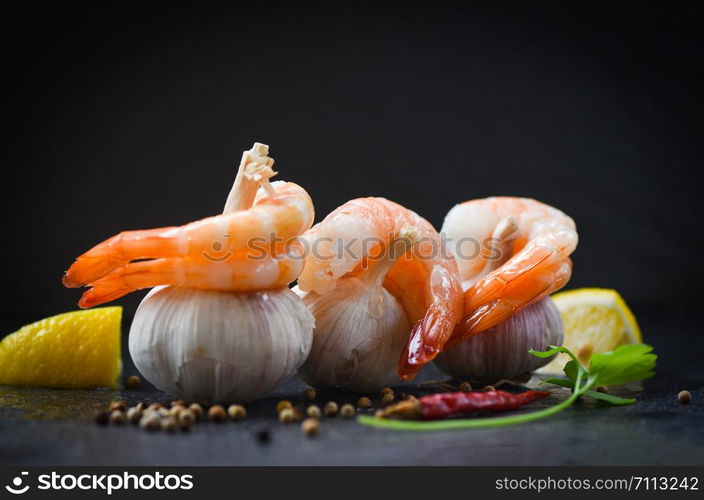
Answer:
xmin=1 ymin=315 xmax=702 ymax=466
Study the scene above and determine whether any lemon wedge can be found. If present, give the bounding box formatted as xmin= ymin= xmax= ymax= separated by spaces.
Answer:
xmin=0 ymin=307 xmax=122 ymax=389
xmin=537 ymin=288 xmax=641 ymax=374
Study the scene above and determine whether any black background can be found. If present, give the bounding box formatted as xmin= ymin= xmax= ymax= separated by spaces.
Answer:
xmin=2 ymin=1 xmax=702 ymax=330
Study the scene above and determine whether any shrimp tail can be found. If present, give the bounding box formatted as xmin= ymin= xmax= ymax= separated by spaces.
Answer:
xmin=75 ymin=257 xmax=184 ymax=308
xmin=78 ymin=282 xmax=133 ymax=309
xmin=398 ymin=265 xmax=464 ymax=380
xmin=62 ymin=227 xmax=178 ymax=287
xmin=399 ymin=301 xmax=457 ymax=380
xmin=63 ymin=255 xmax=123 ymax=288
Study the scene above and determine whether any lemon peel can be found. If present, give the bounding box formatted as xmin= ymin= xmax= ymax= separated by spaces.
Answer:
xmin=0 ymin=307 xmax=122 ymax=389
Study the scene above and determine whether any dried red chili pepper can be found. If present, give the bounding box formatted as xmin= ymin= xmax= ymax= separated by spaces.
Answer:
xmin=377 ymin=390 xmax=549 ymax=420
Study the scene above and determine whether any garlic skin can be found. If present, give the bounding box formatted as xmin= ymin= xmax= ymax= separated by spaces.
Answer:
xmin=129 ymin=285 xmax=314 ymax=403
xmin=435 ymin=298 xmax=563 ymax=382
xmin=296 ymin=279 xmax=410 ymax=392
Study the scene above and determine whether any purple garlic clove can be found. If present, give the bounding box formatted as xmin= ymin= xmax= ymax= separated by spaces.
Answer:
xmin=435 ymin=297 xmax=564 ymax=382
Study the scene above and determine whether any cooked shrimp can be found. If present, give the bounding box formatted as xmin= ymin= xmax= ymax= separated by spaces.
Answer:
xmin=440 ymin=197 xmax=577 ymax=346
xmin=297 ymin=197 xmax=464 ymax=380
xmin=63 ymin=143 xmax=314 ymax=308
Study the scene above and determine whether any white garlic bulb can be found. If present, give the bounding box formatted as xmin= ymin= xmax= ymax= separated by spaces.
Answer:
xmin=129 ymin=285 xmax=314 ymax=403
xmin=296 ymin=276 xmax=410 ymax=392
xmin=435 ymin=298 xmax=563 ymax=382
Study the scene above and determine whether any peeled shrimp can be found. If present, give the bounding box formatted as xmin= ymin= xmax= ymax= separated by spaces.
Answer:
xmin=297 ymin=197 xmax=464 ymax=380
xmin=441 ymin=196 xmax=577 ymax=346
xmin=63 ymin=143 xmax=314 ymax=308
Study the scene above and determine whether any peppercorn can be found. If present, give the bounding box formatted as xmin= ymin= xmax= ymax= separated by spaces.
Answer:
xmin=306 ymin=405 xmax=322 ymax=418
xmin=302 ymin=418 xmax=320 ymax=436
xmin=340 ymin=404 xmax=356 ymax=418
xmin=178 ymin=409 xmax=195 ymax=430
xmin=94 ymin=410 xmax=110 ymax=426
xmin=279 ymin=408 xmax=295 ymax=423
xmin=458 ymin=381 xmax=472 ymax=392
xmin=169 ymin=406 xmax=183 ymax=418
xmin=208 ymin=405 xmax=227 ymax=422
xmin=381 ymin=392 xmax=395 ymax=405
xmin=228 ymin=404 xmax=247 ymax=421
xmin=323 ymin=401 xmax=339 ymax=417
xmin=357 ymin=396 xmax=372 ymax=408
xmin=678 ymin=390 xmax=692 ymax=404
xmin=189 ymin=403 xmax=204 ymax=419
xmin=109 ymin=401 xmax=126 ymax=412
xmin=126 ymin=375 xmax=141 ymax=389
xmin=255 ymin=428 xmax=271 ymax=444
xmin=482 ymin=385 xmax=496 ymax=392
xmin=139 ymin=412 xmax=161 ymax=431
xmin=126 ymin=406 xmax=143 ymax=424
xmin=109 ymin=410 xmax=125 ymax=425
xmin=276 ymin=400 xmax=293 ymax=413
xmin=161 ymin=416 xmax=177 ymax=432
xmin=303 ymin=388 xmax=317 ymax=401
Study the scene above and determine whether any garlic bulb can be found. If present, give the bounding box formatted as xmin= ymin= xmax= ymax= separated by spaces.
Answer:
xmin=435 ymin=298 xmax=563 ymax=382
xmin=296 ymin=278 xmax=410 ymax=392
xmin=129 ymin=285 xmax=313 ymax=403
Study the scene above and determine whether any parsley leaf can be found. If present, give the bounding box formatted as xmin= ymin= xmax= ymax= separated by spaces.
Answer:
xmin=588 ymin=344 xmax=657 ymax=386
xmin=563 ymin=359 xmax=580 ymax=383
xmin=536 ymin=342 xmax=656 ymax=406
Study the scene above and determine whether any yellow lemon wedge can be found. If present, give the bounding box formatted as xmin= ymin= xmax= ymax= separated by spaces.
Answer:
xmin=0 ymin=307 xmax=122 ymax=389
xmin=537 ymin=288 xmax=641 ymax=374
